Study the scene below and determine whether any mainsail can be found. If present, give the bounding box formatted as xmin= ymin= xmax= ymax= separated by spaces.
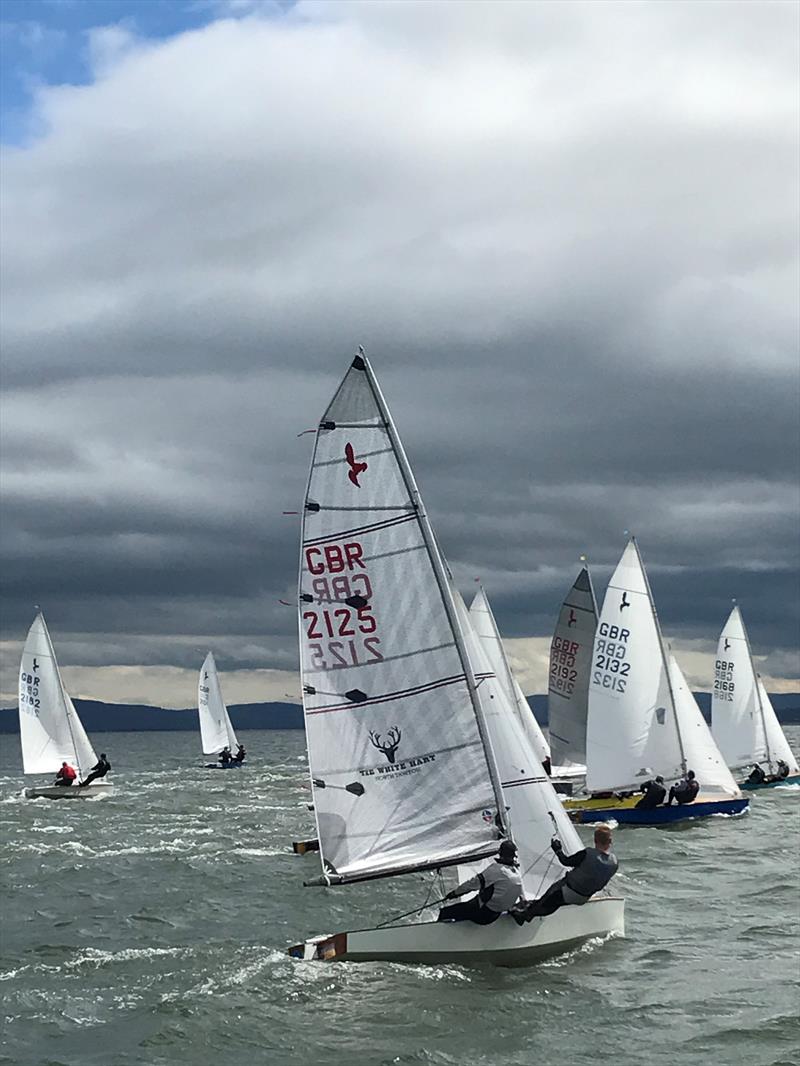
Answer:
xmin=198 ymin=652 xmax=239 ymax=755
xmin=468 ymin=587 xmax=550 ymax=766
xmin=299 ymin=353 xmax=508 ymax=886
xmin=712 ymin=607 xmax=798 ymax=774
xmin=456 ymin=590 xmax=582 ymax=899
xmin=667 ymin=652 xmax=740 ymax=796
xmin=18 ymin=613 xmax=97 ymax=777
xmin=547 ymin=566 xmax=598 ymax=770
xmin=585 ymin=539 xmax=684 ymax=793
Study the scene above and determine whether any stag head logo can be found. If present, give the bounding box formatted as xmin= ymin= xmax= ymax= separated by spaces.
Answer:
xmin=369 ymin=726 xmax=402 ymax=764
xmin=345 ymin=442 xmax=368 ymax=487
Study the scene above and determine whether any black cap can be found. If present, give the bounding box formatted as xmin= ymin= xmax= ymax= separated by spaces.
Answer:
xmin=498 ymin=840 xmax=518 ymax=863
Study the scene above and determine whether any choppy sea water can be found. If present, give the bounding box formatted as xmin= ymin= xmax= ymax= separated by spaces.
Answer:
xmin=1 ymin=727 xmax=798 ymax=1066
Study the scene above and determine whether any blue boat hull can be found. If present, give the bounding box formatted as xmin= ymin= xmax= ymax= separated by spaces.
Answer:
xmin=569 ymin=797 xmax=749 ymax=825
xmin=741 ymin=774 xmax=800 ymax=791
xmin=204 ymin=762 xmax=245 ymax=770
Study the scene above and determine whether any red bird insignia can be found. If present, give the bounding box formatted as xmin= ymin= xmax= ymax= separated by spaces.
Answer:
xmin=345 ymin=443 xmax=368 ymax=487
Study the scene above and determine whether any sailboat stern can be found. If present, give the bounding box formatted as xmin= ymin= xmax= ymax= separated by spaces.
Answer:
xmin=288 ymin=897 xmax=624 ymax=967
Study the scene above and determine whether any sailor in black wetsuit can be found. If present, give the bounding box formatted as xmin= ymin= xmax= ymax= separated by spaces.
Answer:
xmin=233 ymin=744 xmax=246 ymax=763
xmin=636 ymin=776 xmax=666 ymax=809
xmin=512 ymin=824 xmax=618 ymax=923
xmin=219 ymin=747 xmax=232 ymax=766
xmin=747 ymin=764 xmax=767 ymax=785
xmin=775 ymin=760 xmax=790 ymax=780
xmin=437 ymin=840 xmax=523 ymax=925
xmin=667 ymin=769 xmax=699 ymax=805
xmin=79 ymin=754 xmax=111 ymax=787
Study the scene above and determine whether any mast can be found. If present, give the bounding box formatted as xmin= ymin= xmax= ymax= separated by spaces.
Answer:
xmin=361 ymin=353 xmax=510 ymax=837
xmin=633 ymin=538 xmax=687 ymax=776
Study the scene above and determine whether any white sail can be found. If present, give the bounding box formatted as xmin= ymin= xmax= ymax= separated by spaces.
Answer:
xmin=757 ymin=677 xmax=799 ymax=775
xmin=468 ymin=587 xmax=550 ymax=766
xmin=18 ymin=613 xmax=97 ymax=777
xmin=585 ymin=539 xmax=684 ymax=793
xmin=456 ymin=590 xmax=582 ymax=899
xmin=667 ymin=652 xmax=740 ymax=796
xmin=547 ymin=566 xmax=598 ymax=769
xmin=198 ymin=652 xmax=238 ymax=755
xmin=299 ymin=352 xmax=507 ymax=886
xmin=711 ymin=606 xmax=798 ymax=775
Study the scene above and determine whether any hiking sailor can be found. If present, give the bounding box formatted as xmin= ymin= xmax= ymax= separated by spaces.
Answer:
xmin=437 ymin=840 xmax=523 ymax=925
xmin=79 ymin=753 xmax=111 ymax=787
xmin=513 ymin=824 xmax=618 ymax=922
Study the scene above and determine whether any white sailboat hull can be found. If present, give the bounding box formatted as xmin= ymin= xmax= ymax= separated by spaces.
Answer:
xmin=290 ymin=896 xmax=624 ymax=967
xmin=23 ymin=781 xmax=114 ymax=800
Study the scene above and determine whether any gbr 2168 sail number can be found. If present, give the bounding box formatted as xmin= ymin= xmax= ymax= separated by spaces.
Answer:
xmin=592 ymin=623 xmax=631 ymax=694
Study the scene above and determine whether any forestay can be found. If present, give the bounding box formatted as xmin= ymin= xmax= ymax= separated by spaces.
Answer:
xmin=468 ymin=587 xmax=550 ymax=766
xmin=456 ymin=590 xmax=582 ymax=899
xmin=585 ymin=539 xmax=684 ymax=793
xmin=547 ymin=567 xmax=598 ymax=769
xmin=299 ymin=353 xmax=507 ymax=886
xmin=198 ymin=652 xmax=239 ymax=755
xmin=667 ymin=652 xmax=740 ymax=796
xmin=18 ymin=613 xmax=97 ymax=777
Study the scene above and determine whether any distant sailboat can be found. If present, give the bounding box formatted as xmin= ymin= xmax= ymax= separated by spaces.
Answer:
xmin=711 ymin=607 xmax=799 ymax=789
xmin=198 ymin=652 xmax=242 ymax=768
xmin=546 ymin=566 xmax=598 ymax=791
xmin=467 ymin=587 xmax=550 ymax=765
xmin=288 ymin=352 xmax=623 ymax=965
xmin=18 ymin=613 xmax=112 ymax=799
xmin=564 ymin=539 xmax=748 ymax=824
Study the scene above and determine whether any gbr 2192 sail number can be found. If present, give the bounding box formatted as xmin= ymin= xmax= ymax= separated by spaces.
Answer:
xmin=591 ymin=623 xmax=631 ymax=694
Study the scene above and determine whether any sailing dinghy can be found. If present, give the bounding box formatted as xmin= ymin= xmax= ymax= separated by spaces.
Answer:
xmin=546 ymin=566 xmax=598 ymax=793
xmin=198 ymin=652 xmax=243 ymax=768
xmin=711 ymin=607 xmax=799 ymax=789
xmin=563 ymin=539 xmax=748 ymax=825
xmin=288 ymin=352 xmax=623 ymax=965
xmin=18 ymin=613 xmax=112 ymax=799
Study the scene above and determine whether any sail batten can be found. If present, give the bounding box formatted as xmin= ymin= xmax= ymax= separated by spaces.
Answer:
xmin=299 ymin=354 xmax=508 ymax=886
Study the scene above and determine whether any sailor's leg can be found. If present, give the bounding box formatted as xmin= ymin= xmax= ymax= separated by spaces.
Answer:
xmin=437 ymin=897 xmax=483 ymax=923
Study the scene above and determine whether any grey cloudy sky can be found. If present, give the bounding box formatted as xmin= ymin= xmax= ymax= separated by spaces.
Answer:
xmin=1 ymin=0 xmax=798 ymax=707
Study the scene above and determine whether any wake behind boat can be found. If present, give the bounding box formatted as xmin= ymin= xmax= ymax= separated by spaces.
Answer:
xmin=288 ymin=351 xmax=623 ymax=966
xmin=18 ymin=613 xmax=113 ymax=799
xmin=564 ymin=539 xmax=748 ymax=826
xmin=711 ymin=607 xmax=800 ymax=790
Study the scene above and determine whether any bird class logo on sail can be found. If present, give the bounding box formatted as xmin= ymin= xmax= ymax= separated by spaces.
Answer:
xmin=344 ymin=443 xmax=368 ymax=487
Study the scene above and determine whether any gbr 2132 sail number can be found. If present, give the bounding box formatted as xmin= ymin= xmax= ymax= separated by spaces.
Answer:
xmin=592 ymin=622 xmax=631 ymax=694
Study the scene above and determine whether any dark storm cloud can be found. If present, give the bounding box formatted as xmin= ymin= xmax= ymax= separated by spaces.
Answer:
xmin=1 ymin=1 xmax=798 ymax=700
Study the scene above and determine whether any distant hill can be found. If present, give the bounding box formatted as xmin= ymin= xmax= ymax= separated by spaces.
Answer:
xmin=1 ymin=693 xmax=798 ymax=732
xmin=0 ymin=698 xmax=304 ymax=733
